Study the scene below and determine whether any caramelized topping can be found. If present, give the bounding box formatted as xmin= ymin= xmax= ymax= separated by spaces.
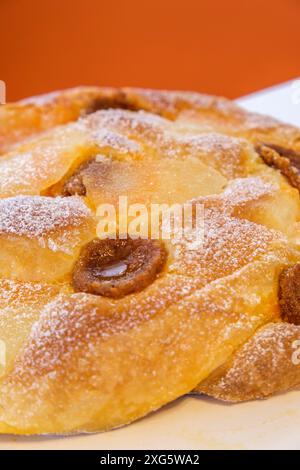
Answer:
xmin=85 ymin=93 xmax=141 ymax=115
xmin=72 ymin=237 xmax=167 ymax=298
xmin=279 ymin=264 xmax=300 ymax=325
xmin=256 ymin=144 xmax=300 ymax=191
xmin=262 ymin=143 xmax=300 ymax=173
xmin=62 ymin=159 xmax=109 ymax=197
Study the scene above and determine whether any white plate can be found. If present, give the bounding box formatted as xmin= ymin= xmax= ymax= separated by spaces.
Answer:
xmin=1 ymin=81 xmax=300 ymax=450
xmin=237 ymin=78 xmax=300 ymax=127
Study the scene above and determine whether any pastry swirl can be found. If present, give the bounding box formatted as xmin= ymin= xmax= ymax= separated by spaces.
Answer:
xmin=1 ymin=87 xmax=300 ymax=434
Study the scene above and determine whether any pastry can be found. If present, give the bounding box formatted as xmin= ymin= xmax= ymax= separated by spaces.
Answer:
xmin=1 ymin=87 xmax=300 ymax=434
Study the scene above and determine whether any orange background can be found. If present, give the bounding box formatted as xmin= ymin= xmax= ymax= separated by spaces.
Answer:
xmin=1 ymin=0 xmax=300 ymax=102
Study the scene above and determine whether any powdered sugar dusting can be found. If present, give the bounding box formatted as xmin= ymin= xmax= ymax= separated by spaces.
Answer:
xmin=127 ymin=88 xmax=232 ymax=115
xmin=199 ymin=322 xmax=300 ymax=401
xmin=161 ymin=133 xmax=252 ymax=179
xmin=221 ymin=177 xmax=276 ymax=208
xmin=169 ymin=207 xmax=277 ymax=283
xmin=0 ymin=196 xmax=91 ymax=238
xmin=87 ymin=108 xmax=168 ymax=133
xmin=0 ymin=278 xmax=60 ymax=308
xmin=91 ymin=127 xmax=142 ymax=154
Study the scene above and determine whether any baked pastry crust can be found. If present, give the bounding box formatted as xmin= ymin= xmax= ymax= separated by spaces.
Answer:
xmin=1 ymin=87 xmax=300 ymax=434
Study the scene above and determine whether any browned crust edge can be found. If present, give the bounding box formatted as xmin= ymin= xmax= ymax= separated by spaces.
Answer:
xmin=194 ymin=322 xmax=300 ymax=402
xmin=256 ymin=144 xmax=300 ymax=192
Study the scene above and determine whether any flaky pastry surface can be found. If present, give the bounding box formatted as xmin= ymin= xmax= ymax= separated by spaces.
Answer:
xmin=1 ymin=87 xmax=300 ymax=433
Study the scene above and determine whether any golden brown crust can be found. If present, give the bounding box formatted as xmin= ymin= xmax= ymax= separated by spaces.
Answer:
xmin=0 ymin=87 xmax=109 ymax=154
xmin=3 ymin=86 xmax=300 ymax=155
xmin=195 ymin=323 xmax=300 ymax=402
xmin=279 ymin=263 xmax=300 ymax=325
xmin=262 ymin=143 xmax=300 ymax=170
xmin=256 ymin=144 xmax=300 ymax=191
xmin=1 ymin=87 xmax=300 ymax=433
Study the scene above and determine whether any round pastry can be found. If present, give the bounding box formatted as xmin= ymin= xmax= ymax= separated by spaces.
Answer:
xmin=1 ymin=87 xmax=300 ymax=434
